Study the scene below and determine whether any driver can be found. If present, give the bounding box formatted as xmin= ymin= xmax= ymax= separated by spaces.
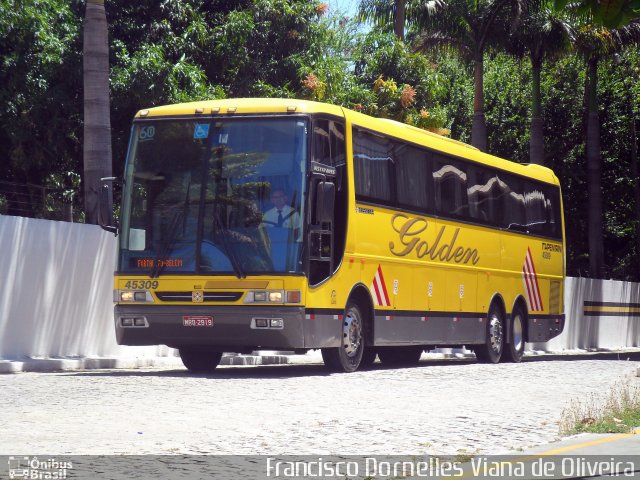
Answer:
xmin=262 ymin=188 xmax=302 ymax=239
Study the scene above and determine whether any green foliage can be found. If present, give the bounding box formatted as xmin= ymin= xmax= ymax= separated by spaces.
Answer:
xmin=0 ymin=0 xmax=82 ymax=186
xmin=596 ymin=51 xmax=640 ymax=279
xmin=44 ymin=171 xmax=84 ymax=221
xmin=292 ymin=12 xmax=363 ymax=104
xmin=540 ymin=55 xmax=589 ymax=275
xmin=483 ymin=53 xmax=532 ymax=162
xmin=428 ymin=53 xmax=474 ymax=142
xmin=554 ymin=0 xmax=640 ymax=28
xmin=350 ymin=31 xmax=449 ymax=130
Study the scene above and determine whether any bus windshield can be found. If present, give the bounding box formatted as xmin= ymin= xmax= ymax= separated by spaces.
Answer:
xmin=118 ymin=117 xmax=308 ymax=276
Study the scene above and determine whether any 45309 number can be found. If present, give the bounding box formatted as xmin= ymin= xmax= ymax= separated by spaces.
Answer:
xmin=124 ymin=280 xmax=159 ymax=290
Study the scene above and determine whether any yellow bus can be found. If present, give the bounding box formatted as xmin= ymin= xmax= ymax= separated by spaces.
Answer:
xmin=102 ymin=98 xmax=565 ymax=373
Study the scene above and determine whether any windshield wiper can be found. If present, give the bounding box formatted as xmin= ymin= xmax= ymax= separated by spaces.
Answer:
xmin=150 ymin=183 xmax=190 ymax=278
xmin=150 ymin=208 xmax=184 ymax=278
xmin=214 ymin=210 xmax=245 ymax=279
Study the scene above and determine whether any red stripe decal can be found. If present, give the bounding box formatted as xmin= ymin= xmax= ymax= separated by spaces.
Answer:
xmin=377 ymin=266 xmax=391 ymax=306
xmin=372 ymin=276 xmax=383 ymax=306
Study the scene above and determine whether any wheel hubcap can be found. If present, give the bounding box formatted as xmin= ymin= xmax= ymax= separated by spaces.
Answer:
xmin=342 ymin=311 xmax=362 ymax=358
xmin=488 ymin=314 xmax=503 ymax=354
xmin=512 ymin=314 xmax=523 ymax=351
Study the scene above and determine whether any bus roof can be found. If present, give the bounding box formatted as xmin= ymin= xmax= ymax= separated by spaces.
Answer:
xmin=135 ymin=97 xmax=345 ymax=118
xmin=135 ymin=98 xmax=560 ymax=187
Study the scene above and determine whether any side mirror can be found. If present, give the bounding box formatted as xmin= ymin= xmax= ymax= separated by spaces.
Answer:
xmin=315 ymin=181 xmax=335 ymax=224
xmin=99 ymin=176 xmax=118 ymax=235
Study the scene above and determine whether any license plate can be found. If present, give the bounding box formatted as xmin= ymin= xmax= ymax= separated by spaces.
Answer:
xmin=182 ymin=316 xmax=214 ymax=327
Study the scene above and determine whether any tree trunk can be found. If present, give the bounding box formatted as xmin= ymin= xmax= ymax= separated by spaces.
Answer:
xmin=471 ymin=51 xmax=487 ymax=152
xmin=394 ymin=0 xmax=405 ymax=40
xmin=83 ymin=0 xmax=112 ymax=224
xmin=529 ymin=56 xmax=544 ymax=165
xmin=586 ymin=56 xmax=605 ymax=278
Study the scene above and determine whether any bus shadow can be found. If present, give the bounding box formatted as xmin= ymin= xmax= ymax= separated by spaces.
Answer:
xmin=59 ymin=350 xmax=640 ymax=379
xmin=60 ymin=357 xmax=474 ymax=379
xmin=62 ymin=362 xmax=336 ymax=380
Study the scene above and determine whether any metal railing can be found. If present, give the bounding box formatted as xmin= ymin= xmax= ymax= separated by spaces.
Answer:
xmin=0 ymin=180 xmax=82 ymax=222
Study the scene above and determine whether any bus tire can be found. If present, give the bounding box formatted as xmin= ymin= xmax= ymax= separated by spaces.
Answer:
xmin=378 ymin=346 xmax=423 ymax=366
xmin=474 ymin=304 xmax=504 ymax=364
xmin=360 ymin=347 xmax=378 ymax=368
xmin=504 ymin=306 xmax=526 ymax=363
xmin=321 ymin=301 xmax=365 ymax=373
xmin=179 ymin=348 xmax=223 ymax=373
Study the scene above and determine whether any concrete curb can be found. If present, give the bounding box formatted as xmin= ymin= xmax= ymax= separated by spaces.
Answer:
xmin=0 ymin=353 xmax=290 ymax=374
xmin=2 ymin=348 xmax=638 ymax=374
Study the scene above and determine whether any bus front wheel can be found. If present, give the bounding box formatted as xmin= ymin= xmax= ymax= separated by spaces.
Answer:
xmin=179 ymin=348 xmax=223 ymax=373
xmin=474 ymin=304 xmax=504 ymax=364
xmin=360 ymin=347 xmax=378 ymax=368
xmin=321 ymin=301 xmax=365 ymax=373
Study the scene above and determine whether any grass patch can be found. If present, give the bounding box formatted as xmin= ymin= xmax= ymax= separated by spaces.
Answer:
xmin=560 ymin=380 xmax=640 ymax=435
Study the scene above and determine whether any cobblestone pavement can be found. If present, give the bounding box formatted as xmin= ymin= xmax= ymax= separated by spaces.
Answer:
xmin=1 ymin=352 xmax=639 ymax=456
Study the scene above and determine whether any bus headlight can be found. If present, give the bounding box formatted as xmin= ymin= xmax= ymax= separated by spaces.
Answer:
xmin=120 ymin=291 xmax=135 ymax=302
xmin=116 ymin=290 xmax=154 ymax=303
xmin=268 ymin=291 xmax=283 ymax=302
xmin=244 ymin=290 xmax=286 ymax=304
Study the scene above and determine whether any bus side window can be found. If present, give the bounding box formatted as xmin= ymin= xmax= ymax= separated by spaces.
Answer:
xmin=353 ymin=129 xmax=395 ymax=205
xmin=396 ymin=143 xmax=431 ymax=213
xmin=501 ymin=174 xmax=527 ymax=232
xmin=546 ymin=186 xmax=562 ymax=239
xmin=432 ymin=155 xmax=468 ymax=218
xmin=467 ymin=166 xmax=498 ymax=224
xmin=524 ymin=181 xmax=551 ymax=236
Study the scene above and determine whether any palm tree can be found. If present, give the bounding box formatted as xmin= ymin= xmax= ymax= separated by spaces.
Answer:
xmin=503 ymin=4 xmax=574 ymax=164
xmin=395 ymin=0 xmax=406 ymax=39
xmin=83 ymin=0 xmax=112 ymax=224
xmin=413 ymin=0 xmax=524 ymax=152
xmin=358 ymin=0 xmax=445 ymax=40
xmin=555 ymin=0 xmax=640 ymax=27
xmin=572 ymin=20 xmax=640 ymax=277
xmin=358 ymin=0 xmax=408 ymax=40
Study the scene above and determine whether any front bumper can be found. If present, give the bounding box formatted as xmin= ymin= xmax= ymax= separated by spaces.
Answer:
xmin=114 ymin=305 xmax=341 ymax=350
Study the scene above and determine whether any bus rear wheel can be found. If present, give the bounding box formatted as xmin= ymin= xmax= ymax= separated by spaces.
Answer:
xmin=179 ymin=348 xmax=223 ymax=373
xmin=504 ymin=306 xmax=526 ymax=363
xmin=321 ymin=301 xmax=365 ymax=373
xmin=474 ymin=304 xmax=504 ymax=364
xmin=378 ymin=346 xmax=423 ymax=366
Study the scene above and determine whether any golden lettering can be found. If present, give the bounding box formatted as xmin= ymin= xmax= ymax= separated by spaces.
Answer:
xmin=389 ymin=215 xmax=428 ymax=256
xmin=389 ymin=214 xmax=480 ymax=265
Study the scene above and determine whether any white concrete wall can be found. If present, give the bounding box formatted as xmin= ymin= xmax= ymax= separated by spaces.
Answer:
xmin=536 ymin=276 xmax=640 ymax=351
xmin=0 ymin=215 xmax=638 ymax=361
xmin=0 ymin=215 xmax=170 ymax=360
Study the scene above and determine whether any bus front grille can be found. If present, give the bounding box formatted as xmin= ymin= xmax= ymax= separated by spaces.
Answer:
xmin=155 ymin=292 xmax=243 ymax=302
